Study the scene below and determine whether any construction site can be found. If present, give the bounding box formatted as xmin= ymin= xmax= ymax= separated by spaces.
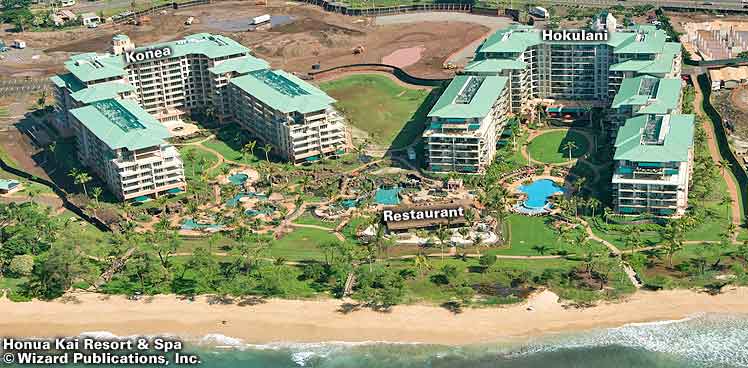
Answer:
xmin=0 ymin=0 xmax=500 ymax=79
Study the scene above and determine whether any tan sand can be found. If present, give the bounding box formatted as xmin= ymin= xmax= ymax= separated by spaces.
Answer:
xmin=382 ymin=46 xmax=426 ymax=68
xmin=2 ymin=288 xmax=748 ymax=345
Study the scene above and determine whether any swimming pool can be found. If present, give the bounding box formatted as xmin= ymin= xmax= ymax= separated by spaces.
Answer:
xmin=375 ymin=187 xmax=400 ymax=205
xmin=181 ymin=218 xmax=223 ymax=231
xmin=228 ymin=173 xmax=249 ymax=186
xmin=226 ymin=192 xmax=268 ymax=207
xmin=517 ymin=179 xmax=564 ymax=210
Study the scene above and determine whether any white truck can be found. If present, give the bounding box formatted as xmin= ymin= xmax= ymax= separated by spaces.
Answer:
xmin=529 ymin=6 xmax=549 ymax=19
xmin=250 ymin=14 xmax=271 ymax=26
xmin=12 ymin=40 xmax=26 ymax=49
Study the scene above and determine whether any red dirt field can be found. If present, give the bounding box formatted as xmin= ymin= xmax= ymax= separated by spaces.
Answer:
xmin=1 ymin=0 xmax=488 ymax=79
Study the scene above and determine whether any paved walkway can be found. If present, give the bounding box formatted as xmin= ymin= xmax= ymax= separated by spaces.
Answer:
xmin=692 ymin=74 xmax=742 ymax=238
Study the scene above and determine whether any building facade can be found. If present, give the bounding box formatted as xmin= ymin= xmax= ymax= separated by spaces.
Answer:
xmin=425 ymin=16 xmax=694 ymax=216
xmin=51 ymin=33 xmax=349 ymax=200
xmin=423 ymin=75 xmax=510 ymax=173
xmin=612 ymin=114 xmax=694 ymax=216
xmin=68 ymin=99 xmax=186 ymax=201
xmin=227 ymin=69 xmax=349 ymax=164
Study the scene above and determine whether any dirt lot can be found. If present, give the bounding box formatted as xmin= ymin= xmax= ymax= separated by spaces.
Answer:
xmin=1 ymin=0 xmax=490 ymax=79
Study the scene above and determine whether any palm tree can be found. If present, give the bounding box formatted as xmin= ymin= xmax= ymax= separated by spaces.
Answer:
xmin=472 ymin=233 xmax=484 ymax=256
xmin=68 ymin=168 xmax=92 ymax=196
xmin=719 ymin=193 xmax=732 ymax=220
xmin=413 ymin=253 xmax=432 ymax=276
xmin=603 ymin=207 xmax=613 ymax=224
xmin=256 ymin=144 xmax=271 ymax=163
xmin=563 ymin=140 xmax=578 ymax=161
xmin=435 ymin=224 xmax=449 ymax=260
xmin=717 ymin=159 xmax=732 ymax=176
xmin=587 ymin=198 xmax=601 ymax=218
xmin=532 ymin=245 xmax=549 ymax=256
xmin=242 ymin=140 xmax=257 ymax=161
xmin=660 ymin=222 xmax=684 ymax=268
xmin=91 ymin=187 xmax=103 ymax=216
xmin=183 ymin=149 xmax=197 ymax=176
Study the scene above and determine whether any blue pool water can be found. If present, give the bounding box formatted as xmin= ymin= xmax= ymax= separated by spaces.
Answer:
xmin=518 ymin=179 xmax=564 ymax=209
xmin=181 ymin=218 xmax=223 ymax=231
xmin=374 ymin=187 xmax=400 ymax=205
xmin=226 ymin=192 xmax=268 ymax=207
xmin=228 ymin=173 xmax=249 ymax=186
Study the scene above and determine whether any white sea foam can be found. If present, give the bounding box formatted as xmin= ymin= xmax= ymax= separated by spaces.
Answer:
xmin=512 ymin=313 xmax=748 ymax=367
xmin=197 ymin=334 xmax=245 ymax=347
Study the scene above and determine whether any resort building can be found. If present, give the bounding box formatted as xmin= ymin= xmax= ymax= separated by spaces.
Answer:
xmin=423 ymin=75 xmax=510 ymax=173
xmin=68 ymin=98 xmax=186 ymax=201
xmin=609 ymin=75 xmax=682 ymax=131
xmin=52 ymin=33 xmax=262 ymax=134
xmin=227 ymin=69 xmax=349 ymax=164
xmin=460 ymin=22 xmax=682 ymax=120
xmin=424 ymin=15 xmax=694 ymax=217
xmin=51 ymin=33 xmax=349 ymax=200
xmin=612 ymin=114 xmax=695 ymax=216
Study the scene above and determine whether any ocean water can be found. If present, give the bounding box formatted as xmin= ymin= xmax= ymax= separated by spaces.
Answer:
xmin=6 ymin=314 xmax=748 ymax=367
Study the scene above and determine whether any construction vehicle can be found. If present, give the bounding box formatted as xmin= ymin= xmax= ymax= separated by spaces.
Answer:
xmin=135 ymin=16 xmax=151 ymax=25
xmin=443 ymin=62 xmax=457 ymax=70
xmin=352 ymin=45 xmax=365 ymax=55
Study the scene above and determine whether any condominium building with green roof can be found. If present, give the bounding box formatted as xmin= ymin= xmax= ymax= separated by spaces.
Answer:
xmin=424 ymin=75 xmax=510 ymax=173
xmin=426 ymin=14 xmax=693 ymax=216
xmin=227 ymin=69 xmax=348 ymax=164
xmin=51 ymin=33 xmax=349 ymax=200
xmin=68 ymin=98 xmax=186 ymax=201
xmin=612 ymin=114 xmax=694 ymax=216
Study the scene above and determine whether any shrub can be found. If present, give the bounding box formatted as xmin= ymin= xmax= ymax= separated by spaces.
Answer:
xmin=8 ymin=255 xmax=34 ymax=277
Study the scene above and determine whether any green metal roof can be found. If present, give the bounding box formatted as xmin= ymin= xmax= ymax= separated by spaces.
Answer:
xmin=229 ymin=69 xmax=335 ymax=114
xmin=64 ymin=52 xmax=127 ymax=83
xmin=614 ymin=114 xmax=694 ymax=162
xmin=428 ymin=75 xmax=508 ymax=119
xmin=50 ymin=73 xmax=86 ymax=92
xmin=611 ymin=76 xmax=681 ymax=114
xmin=463 ymin=58 xmax=527 ymax=74
xmin=207 ymin=55 xmax=269 ymax=75
xmin=609 ymin=57 xmax=674 ymax=75
xmin=63 ymin=33 xmax=250 ymax=82
xmin=477 ymin=26 xmax=542 ymax=54
xmin=69 ymin=82 xmax=136 ymax=104
xmin=137 ymin=33 xmax=249 ymax=60
xmin=0 ymin=179 xmax=20 ymax=190
xmin=69 ymin=99 xmax=171 ymax=151
xmin=612 ymin=27 xmax=667 ymax=54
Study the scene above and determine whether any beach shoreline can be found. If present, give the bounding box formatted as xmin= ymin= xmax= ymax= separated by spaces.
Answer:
xmin=3 ymin=288 xmax=748 ymax=345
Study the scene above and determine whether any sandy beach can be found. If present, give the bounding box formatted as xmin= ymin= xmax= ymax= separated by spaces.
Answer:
xmin=2 ymin=288 xmax=748 ymax=345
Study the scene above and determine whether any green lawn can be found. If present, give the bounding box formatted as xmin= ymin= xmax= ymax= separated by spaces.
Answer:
xmin=493 ymin=215 xmax=607 ymax=256
xmin=201 ymin=139 xmax=261 ymax=165
xmin=178 ymin=146 xmax=220 ymax=180
xmin=527 ymin=130 xmax=590 ymax=164
xmin=269 ymin=227 xmax=338 ymax=261
xmin=318 ymin=74 xmax=432 ymax=149
xmin=293 ymin=212 xmax=339 ymax=228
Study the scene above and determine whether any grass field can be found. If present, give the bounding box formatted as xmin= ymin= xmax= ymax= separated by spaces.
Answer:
xmin=492 ymin=215 xmax=607 ymax=256
xmin=527 ymin=130 xmax=589 ymax=164
xmin=319 ymin=74 xmax=432 ymax=149
xmin=269 ymin=227 xmax=338 ymax=261
xmin=178 ymin=146 xmax=220 ymax=180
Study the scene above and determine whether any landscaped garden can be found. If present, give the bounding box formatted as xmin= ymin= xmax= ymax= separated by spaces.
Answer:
xmin=527 ymin=129 xmax=590 ymax=164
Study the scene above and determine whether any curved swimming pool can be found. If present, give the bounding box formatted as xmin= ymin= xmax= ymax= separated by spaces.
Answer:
xmin=517 ymin=179 xmax=564 ymax=209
